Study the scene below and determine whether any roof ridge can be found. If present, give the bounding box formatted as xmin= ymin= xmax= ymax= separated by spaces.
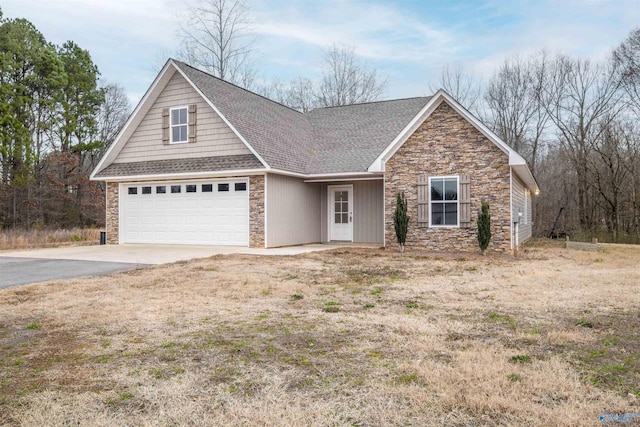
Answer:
xmin=309 ymin=96 xmax=431 ymax=112
xmin=172 ymin=59 xmax=305 ymax=115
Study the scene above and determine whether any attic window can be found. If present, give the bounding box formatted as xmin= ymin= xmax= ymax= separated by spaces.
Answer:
xmin=170 ymin=107 xmax=188 ymax=143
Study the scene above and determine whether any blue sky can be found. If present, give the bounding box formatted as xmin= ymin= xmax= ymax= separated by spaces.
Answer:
xmin=3 ymin=0 xmax=640 ymax=105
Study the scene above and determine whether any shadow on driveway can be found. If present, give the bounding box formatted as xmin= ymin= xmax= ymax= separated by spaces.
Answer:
xmin=0 ymin=257 xmax=148 ymax=289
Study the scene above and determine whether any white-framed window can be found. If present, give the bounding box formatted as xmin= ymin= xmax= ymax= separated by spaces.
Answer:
xmin=430 ymin=176 xmax=459 ymax=227
xmin=170 ymin=107 xmax=188 ymax=143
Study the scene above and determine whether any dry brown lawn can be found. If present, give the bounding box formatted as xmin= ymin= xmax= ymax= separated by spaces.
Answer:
xmin=1 ymin=241 xmax=639 ymax=426
xmin=0 ymin=228 xmax=100 ymax=250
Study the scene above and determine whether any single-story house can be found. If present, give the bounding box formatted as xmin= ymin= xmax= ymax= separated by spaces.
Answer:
xmin=90 ymin=59 xmax=538 ymax=251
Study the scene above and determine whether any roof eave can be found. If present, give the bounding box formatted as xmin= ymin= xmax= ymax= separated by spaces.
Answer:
xmin=90 ymin=59 xmax=177 ymax=179
xmin=91 ymin=168 xmax=267 ymax=183
xmin=368 ymin=90 xmax=539 ymax=193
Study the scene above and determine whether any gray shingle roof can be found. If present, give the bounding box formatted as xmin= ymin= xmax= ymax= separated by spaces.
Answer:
xmin=173 ymin=61 xmax=431 ymax=175
xmin=305 ymin=97 xmax=431 ymax=173
xmin=176 ymin=62 xmax=314 ymax=174
xmin=94 ymin=154 xmax=263 ymax=178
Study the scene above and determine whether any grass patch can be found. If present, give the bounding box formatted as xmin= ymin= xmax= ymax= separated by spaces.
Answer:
xmin=0 ymin=227 xmax=100 ymax=250
xmin=507 ymin=373 xmax=523 ymax=382
xmin=488 ymin=311 xmax=516 ymax=330
xmin=575 ymin=318 xmax=594 ymax=328
xmin=510 ymin=354 xmax=532 ymax=364
xmin=95 ymin=355 xmax=110 ymax=364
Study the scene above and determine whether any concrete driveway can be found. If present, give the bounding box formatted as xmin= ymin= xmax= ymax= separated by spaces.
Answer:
xmin=0 ymin=243 xmax=375 ymax=289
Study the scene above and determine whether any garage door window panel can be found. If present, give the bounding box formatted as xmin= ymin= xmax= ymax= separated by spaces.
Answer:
xmin=171 ymin=185 xmax=181 ymax=193
xmin=128 ymin=187 xmax=137 ymax=195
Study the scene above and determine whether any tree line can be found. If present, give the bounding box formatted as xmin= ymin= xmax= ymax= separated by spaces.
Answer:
xmin=438 ymin=31 xmax=640 ymax=243
xmin=173 ymin=0 xmax=640 ymax=243
xmin=0 ymin=9 xmax=131 ymax=229
xmin=3 ymin=0 xmax=639 ymax=245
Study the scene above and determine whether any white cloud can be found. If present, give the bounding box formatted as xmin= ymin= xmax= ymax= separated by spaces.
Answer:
xmin=2 ymin=0 xmax=639 ymax=102
xmin=250 ymin=0 xmax=458 ymax=63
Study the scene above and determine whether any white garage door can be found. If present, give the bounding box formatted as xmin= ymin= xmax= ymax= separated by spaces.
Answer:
xmin=121 ymin=179 xmax=249 ymax=245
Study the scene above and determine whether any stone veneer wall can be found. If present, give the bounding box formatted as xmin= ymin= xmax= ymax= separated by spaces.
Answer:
xmin=249 ymin=175 xmax=265 ymax=248
xmin=106 ymin=182 xmax=119 ymax=244
xmin=384 ymin=101 xmax=511 ymax=252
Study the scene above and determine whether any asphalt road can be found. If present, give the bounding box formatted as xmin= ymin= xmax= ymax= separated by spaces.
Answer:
xmin=0 ymin=257 xmax=148 ymax=289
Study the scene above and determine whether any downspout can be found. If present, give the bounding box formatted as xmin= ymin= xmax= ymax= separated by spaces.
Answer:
xmin=383 ymin=173 xmax=386 ymax=248
xmin=509 ymin=168 xmax=513 ymax=251
xmin=264 ymin=173 xmax=268 ymax=248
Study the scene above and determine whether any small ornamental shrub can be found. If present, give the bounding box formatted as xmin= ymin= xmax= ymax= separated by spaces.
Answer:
xmin=477 ymin=201 xmax=491 ymax=254
xmin=394 ymin=191 xmax=409 ymax=252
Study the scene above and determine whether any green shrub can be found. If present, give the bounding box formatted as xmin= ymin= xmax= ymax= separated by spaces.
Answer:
xmin=477 ymin=201 xmax=491 ymax=254
xmin=393 ymin=191 xmax=409 ymax=252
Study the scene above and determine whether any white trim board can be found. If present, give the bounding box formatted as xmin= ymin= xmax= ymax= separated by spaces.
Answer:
xmin=91 ymin=59 xmax=270 ymax=180
xmin=367 ymin=90 xmax=539 ymax=193
xmin=96 ymin=168 xmax=267 ymax=183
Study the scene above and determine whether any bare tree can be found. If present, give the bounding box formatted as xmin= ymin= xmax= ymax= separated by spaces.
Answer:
xmin=588 ymin=119 xmax=633 ymax=241
xmin=612 ymin=27 xmax=640 ymax=115
xmin=433 ymin=63 xmax=483 ymax=114
xmin=285 ymin=77 xmax=317 ymax=112
xmin=316 ymin=44 xmax=386 ymax=107
xmin=484 ymin=53 xmax=550 ymax=174
xmin=255 ymin=79 xmax=289 ymax=105
xmin=96 ymin=84 xmax=130 ymax=151
xmin=177 ymin=0 xmax=257 ymax=88
xmin=542 ymin=55 xmax=624 ymax=233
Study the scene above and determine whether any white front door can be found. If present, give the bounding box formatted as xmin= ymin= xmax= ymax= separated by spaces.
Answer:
xmin=329 ymin=185 xmax=353 ymax=241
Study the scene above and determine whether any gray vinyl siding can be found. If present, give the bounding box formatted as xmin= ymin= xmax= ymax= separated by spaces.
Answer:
xmin=114 ymin=72 xmax=251 ymax=164
xmin=320 ymin=180 xmax=384 ymax=244
xmin=266 ymin=174 xmax=321 ymax=248
xmin=511 ymin=172 xmax=532 ymax=245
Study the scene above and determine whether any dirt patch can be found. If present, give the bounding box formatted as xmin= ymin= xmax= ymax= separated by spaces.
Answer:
xmin=1 ymin=243 xmax=639 ymax=425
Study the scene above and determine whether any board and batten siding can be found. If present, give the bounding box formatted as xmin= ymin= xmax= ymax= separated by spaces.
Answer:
xmin=511 ymin=172 xmax=532 ymax=245
xmin=320 ymin=180 xmax=384 ymax=244
xmin=113 ymin=71 xmax=251 ymax=164
xmin=265 ymin=174 xmax=321 ymax=248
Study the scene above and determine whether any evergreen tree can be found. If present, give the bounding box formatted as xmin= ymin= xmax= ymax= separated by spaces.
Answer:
xmin=477 ymin=201 xmax=491 ymax=254
xmin=394 ymin=191 xmax=409 ymax=252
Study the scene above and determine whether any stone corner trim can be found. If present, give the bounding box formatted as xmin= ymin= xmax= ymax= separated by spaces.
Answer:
xmin=106 ymin=182 xmax=119 ymax=244
xmin=249 ymin=175 xmax=265 ymax=248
